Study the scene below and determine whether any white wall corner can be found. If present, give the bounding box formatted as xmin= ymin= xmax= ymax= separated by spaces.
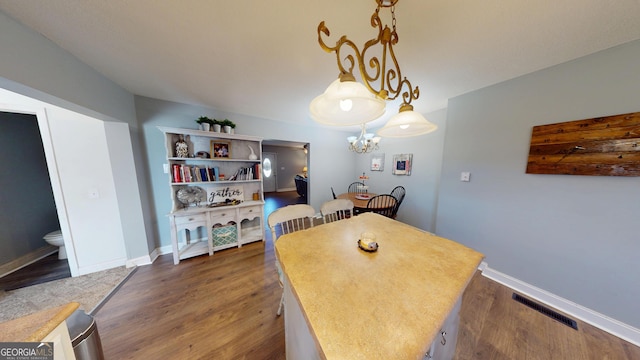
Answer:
xmin=480 ymin=262 xmax=640 ymax=347
xmin=156 ymin=244 xmax=174 ymax=256
xmin=125 ymin=253 xmax=153 ymax=268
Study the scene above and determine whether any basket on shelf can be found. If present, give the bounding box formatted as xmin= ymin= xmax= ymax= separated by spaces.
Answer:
xmin=212 ymin=224 xmax=238 ymax=247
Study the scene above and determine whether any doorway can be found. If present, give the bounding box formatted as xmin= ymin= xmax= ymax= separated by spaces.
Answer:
xmin=0 ymin=111 xmax=70 ymax=288
xmin=262 ymin=140 xmax=309 ymax=222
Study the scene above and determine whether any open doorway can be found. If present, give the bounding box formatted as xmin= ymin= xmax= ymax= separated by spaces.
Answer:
xmin=0 ymin=111 xmax=70 ymax=290
xmin=262 ymin=140 xmax=309 ymax=221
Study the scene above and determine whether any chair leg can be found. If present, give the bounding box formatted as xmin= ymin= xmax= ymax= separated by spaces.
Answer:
xmin=277 ymin=291 xmax=285 ymax=316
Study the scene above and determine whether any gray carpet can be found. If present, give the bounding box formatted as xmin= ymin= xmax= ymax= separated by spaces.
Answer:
xmin=0 ymin=266 xmax=135 ymax=323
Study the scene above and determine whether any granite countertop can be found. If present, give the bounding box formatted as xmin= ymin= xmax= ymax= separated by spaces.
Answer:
xmin=0 ymin=302 xmax=79 ymax=342
xmin=275 ymin=213 xmax=484 ymax=359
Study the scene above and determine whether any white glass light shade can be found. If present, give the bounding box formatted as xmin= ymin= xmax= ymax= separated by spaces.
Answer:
xmin=310 ymin=78 xmax=386 ymax=126
xmin=376 ymin=108 xmax=438 ymax=138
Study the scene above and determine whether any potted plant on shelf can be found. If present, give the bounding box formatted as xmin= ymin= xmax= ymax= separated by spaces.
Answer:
xmin=211 ymin=119 xmax=222 ymax=133
xmin=221 ymin=119 xmax=236 ymax=134
xmin=196 ymin=116 xmax=213 ymax=131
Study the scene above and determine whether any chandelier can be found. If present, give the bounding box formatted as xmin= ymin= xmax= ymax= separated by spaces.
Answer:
xmin=348 ymin=124 xmax=381 ymax=154
xmin=310 ymin=0 xmax=438 ymax=138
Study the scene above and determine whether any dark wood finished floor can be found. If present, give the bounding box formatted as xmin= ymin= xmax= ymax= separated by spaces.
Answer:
xmin=94 ymin=232 xmax=640 ymax=360
xmin=94 ymin=241 xmax=284 ymax=359
xmin=0 ymin=252 xmax=70 ymax=291
xmin=94 ymin=192 xmax=640 ymax=359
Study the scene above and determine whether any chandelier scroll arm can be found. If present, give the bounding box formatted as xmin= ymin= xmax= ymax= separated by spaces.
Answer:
xmin=312 ymin=0 xmax=438 ymax=138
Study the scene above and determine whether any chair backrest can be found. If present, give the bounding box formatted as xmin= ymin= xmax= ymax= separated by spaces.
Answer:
xmin=294 ymin=175 xmax=307 ymax=197
xmin=320 ymin=199 xmax=354 ymax=224
xmin=268 ymin=204 xmax=316 ymax=242
xmin=348 ymin=182 xmax=367 ymax=193
xmin=331 ymin=187 xmax=337 ymax=199
xmin=366 ymin=194 xmax=397 ymax=218
xmin=390 ymin=186 xmax=406 ymax=218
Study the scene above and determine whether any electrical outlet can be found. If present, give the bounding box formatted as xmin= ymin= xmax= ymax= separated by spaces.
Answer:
xmin=163 ymin=163 xmax=169 ymax=173
xmin=460 ymin=172 xmax=471 ymax=182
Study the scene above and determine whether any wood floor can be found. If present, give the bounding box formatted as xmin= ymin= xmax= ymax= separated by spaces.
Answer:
xmin=0 ymin=252 xmax=70 ymax=291
xmin=94 ymin=240 xmax=284 ymax=359
xmin=94 ymin=237 xmax=640 ymax=360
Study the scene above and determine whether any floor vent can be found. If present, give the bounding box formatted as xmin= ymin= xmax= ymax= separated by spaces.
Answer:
xmin=512 ymin=293 xmax=578 ymax=330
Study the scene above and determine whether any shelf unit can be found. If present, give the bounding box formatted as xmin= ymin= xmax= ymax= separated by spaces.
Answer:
xmin=159 ymin=126 xmax=265 ymax=264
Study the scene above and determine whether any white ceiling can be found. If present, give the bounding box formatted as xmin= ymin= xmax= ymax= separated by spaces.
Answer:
xmin=2 ymin=0 xmax=640 ymax=130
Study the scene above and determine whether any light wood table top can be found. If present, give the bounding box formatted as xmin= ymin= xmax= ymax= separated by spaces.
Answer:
xmin=0 ymin=302 xmax=79 ymax=342
xmin=275 ymin=213 xmax=483 ymax=359
xmin=336 ymin=192 xmax=377 ymax=210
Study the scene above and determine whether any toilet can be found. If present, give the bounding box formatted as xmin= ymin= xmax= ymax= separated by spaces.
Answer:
xmin=43 ymin=230 xmax=67 ymax=260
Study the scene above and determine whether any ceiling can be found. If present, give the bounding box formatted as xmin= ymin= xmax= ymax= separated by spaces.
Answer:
xmin=2 ymin=0 xmax=640 ymax=131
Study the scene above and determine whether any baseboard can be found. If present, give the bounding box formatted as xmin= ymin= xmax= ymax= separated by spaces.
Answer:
xmin=0 ymin=245 xmax=57 ymax=278
xmin=77 ymin=257 xmax=128 ymax=276
xmin=480 ymin=261 xmax=640 ymax=347
xmin=125 ymin=253 xmax=153 ymax=268
xmin=148 ymin=247 xmax=162 ymax=263
xmin=125 ymin=246 xmax=171 ymax=267
xmin=277 ymin=187 xmax=296 ymax=192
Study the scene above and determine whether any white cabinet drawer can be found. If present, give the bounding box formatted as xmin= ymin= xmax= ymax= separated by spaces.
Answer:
xmin=239 ymin=205 xmax=261 ymax=220
xmin=209 ymin=209 xmax=236 ymax=225
xmin=174 ymin=214 xmax=206 ymax=226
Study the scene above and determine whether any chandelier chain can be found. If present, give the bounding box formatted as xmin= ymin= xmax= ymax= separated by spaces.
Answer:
xmin=391 ymin=4 xmax=396 ymax=32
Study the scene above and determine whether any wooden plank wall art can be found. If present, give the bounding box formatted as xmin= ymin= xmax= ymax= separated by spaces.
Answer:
xmin=526 ymin=111 xmax=640 ymax=176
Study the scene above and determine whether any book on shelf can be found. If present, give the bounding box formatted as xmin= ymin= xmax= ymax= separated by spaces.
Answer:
xmin=182 ymin=165 xmax=192 ymax=182
xmin=193 ymin=166 xmax=202 ymax=182
xmin=200 ymin=167 xmax=209 ymax=182
xmin=213 ymin=167 xmax=220 ymax=181
xmin=253 ymin=163 xmax=261 ymax=179
xmin=228 ymin=166 xmax=260 ymax=181
xmin=173 ymin=164 xmax=182 ymax=183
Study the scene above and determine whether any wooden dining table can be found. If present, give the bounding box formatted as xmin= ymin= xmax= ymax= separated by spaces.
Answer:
xmin=337 ymin=192 xmax=377 ymax=212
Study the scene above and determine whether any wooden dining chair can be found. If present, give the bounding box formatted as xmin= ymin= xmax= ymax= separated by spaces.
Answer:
xmin=320 ymin=199 xmax=354 ymax=224
xmin=366 ymin=194 xmax=397 ymax=218
xmin=267 ymin=204 xmax=316 ymax=316
xmin=390 ymin=186 xmax=406 ymax=218
xmin=348 ymin=181 xmax=367 ymax=193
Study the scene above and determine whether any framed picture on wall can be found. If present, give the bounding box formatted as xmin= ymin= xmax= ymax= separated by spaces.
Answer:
xmin=371 ymin=153 xmax=385 ymax=171
xmin=392 ymin=154 xmax=412 ymax=175
xmin=211 ymin=140 xmax=231 ymax=158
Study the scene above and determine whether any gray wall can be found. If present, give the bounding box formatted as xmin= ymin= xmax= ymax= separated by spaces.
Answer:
xmin=0 ymin=11 xmax=136 ymax=125
xmin=263 ymin=145 xmax=307 ymax=191
xmin=134 ymin=96 xmax=357 ymax=250
xmin=0 ymin=9 xmax=152 ymax=260
xmin=354 ymin=109 xmax=447 ymax=232
xmin=436 ymin=40 xmax=640 ymax=328
xmin=0 ymin=112 xmax=59 ymax=264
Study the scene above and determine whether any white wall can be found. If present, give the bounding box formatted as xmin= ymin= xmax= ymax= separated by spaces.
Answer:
xmin=0 ymin=88 xmax=144 ymax=275
xmin=436 ymin=40 xmax=640 ymax=330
